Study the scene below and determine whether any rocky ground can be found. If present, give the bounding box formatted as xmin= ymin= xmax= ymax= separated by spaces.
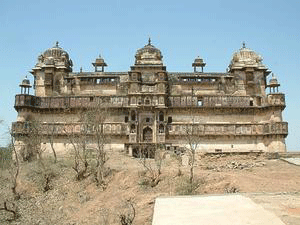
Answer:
xmin=0 ymin=151 xmax=300 ymax=224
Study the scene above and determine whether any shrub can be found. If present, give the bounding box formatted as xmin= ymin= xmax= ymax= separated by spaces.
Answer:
xmin=176 ymin=176 xmax=205 ymax=195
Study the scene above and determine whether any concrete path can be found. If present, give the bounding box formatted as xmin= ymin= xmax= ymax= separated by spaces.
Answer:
xmin=281 ymin=158 xmax=300 ymax=166
xmin=152 ymin=195 xmax=286 ymax=225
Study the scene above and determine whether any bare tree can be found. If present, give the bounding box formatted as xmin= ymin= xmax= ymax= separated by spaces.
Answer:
xmin=0 ymin=201 xmax=18 ymax=221
xmin=64 ymin=101 xmax=110 ymax=183
xmin=86 ymin=104 xmax=110 ymax=187
xmin=64 ymin=121 xmax=90 ymax=181
xmin=9 ymin=133 xmax=20 ymax=200
xmin=20 ymin=120 xmax=44 ymax=161
xmin=183 ymin=115 xmax=201 ymax=186
xmin=139 ymin=144 xmax=166 ymax=187
xmin=119 ymin=198 xmax=136 ymax=225
xmin=0 ymin=130 xmax=21 ymax=221
xmin=47 ymin=122 xmax=57 ymax=163
xmin=20 ymin=120 xmax=56 ymax=192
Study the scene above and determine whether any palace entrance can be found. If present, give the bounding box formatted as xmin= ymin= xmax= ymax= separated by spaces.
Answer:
xmin=143 ymin=127 xmax=153 ymax=142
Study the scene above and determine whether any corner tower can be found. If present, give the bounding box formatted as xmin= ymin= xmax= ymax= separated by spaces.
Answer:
xmin=31 ymin=42 xmax=73 ymax=97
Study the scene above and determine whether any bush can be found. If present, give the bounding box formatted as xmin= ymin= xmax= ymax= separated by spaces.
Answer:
xmin=176 ymin=176 xmax=205 ymax=195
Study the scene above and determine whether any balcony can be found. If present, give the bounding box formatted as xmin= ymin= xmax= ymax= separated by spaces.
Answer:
xmin=267 ymin=93 xmax=285 ymax=107
xmin=168 ymin=122 xmax=288 ymax=137
xmin=12 ymin=122 xmax=128 ymax=136
xmin=14 ymin=95 xmax=129 ymax=110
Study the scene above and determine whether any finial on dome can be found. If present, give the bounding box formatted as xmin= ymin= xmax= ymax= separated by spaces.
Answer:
xmin=55 ymin=41 xmax=59 ymax=47
xmin=242 ymin=42 xmax=246 ymax=49
xmin=148 ymin=37 xmax=151 ymax=45
xmin=80 ymin=67 xmax=83 ymax=73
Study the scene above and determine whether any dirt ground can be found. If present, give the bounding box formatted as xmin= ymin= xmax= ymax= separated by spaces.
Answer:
xmin=0 ymin=151 xmax=300 ymax=224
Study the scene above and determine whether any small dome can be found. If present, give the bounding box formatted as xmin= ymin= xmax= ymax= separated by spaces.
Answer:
xmin=192 ymin=56 xmax=206 ymax=67
xmin=35 ymin=42 xmax=73 ymax=71
xmin=20 ymin=76 xmax=31 ymax=87
xmin=229 ymin=42 xmax=267 ymax=70
xmin=269 ymin=73 xmax=280 ymax=87
xmin=135 ymin=38 xmax=163 ymax=65
xmin=92 ymin=55 xmax=107 ymax=67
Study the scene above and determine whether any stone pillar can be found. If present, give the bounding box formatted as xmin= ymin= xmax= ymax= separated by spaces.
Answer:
xmin=129 ymin=145 xmax=133 ymax=156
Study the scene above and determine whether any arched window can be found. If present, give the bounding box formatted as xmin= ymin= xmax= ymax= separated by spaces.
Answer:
xmin=159 ymin=112 xmax=164 ymax=121
xmin=145 ymin=97 xmax=151 ymax=105
xmin=137 ymin=97 xmax=142 ymax=105
xmin=159 ymin=124 xmax=164 ymax=133
xmin=131 ymin=111 xmax=136 ymax=121
xmin=130 ymin=124 xmax=136 ymax=133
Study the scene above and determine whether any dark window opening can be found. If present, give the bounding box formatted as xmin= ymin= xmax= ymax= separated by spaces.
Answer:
xmin=168 ymin=116 xmax=172 ymax=123
xmin=257 ymin=98 xmax=262 ymax=106
xmin=137 ymin=97 xmax=142 ymax=105
xmin=159 ymin=124 xmax=164 ymax=133
xmin=159 ymin=112 xmax=164 ymax=121
xmin=145 ymin=98 xmax=150 ymax=105
xmin=250 ymin=100 xmax=253 ymax=106
xmin=146 ymin=118 xmax=150 ymax=123
xmin=130 ymin=124 xmax=136 ymax=133
xmin=90 ymin=97 xmax=94 ymax=102
xmin=131 ymin=111 xmax=136 ymax=121
xmin=125 ymin=116 xmax=128 ymax=123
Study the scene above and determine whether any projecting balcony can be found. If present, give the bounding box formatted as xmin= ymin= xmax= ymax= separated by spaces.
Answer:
xmin=167 ymin=122 xmax=288 ymax=137
xmin=14 ymin=95 xmax=129 ymax=110
xmin=267 ymin=93 xmax=285 ymax=107
xmin=11 ymin=122 xmax=128 ymax=136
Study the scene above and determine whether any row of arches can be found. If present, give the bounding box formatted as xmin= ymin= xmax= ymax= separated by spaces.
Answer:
xmin=130 ymin=96 xmax=165 ymax=106
xmin=130 ymin=124 xmax=165 ymax=134
xmin=130 ymin=111 xmax=165 ymax=122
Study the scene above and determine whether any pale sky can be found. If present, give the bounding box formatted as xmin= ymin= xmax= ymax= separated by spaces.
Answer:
xmin=0 ymin=0 xmax=299 ymax=150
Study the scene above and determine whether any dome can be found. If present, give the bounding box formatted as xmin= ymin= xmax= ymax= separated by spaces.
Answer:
xmin=19 ymin=76 xmax=31 ymax=87
xmin=269 ymin=73 xmax=280 ymax=87
xmin=135 ymin=38 xmax=163 ymax=65
xmin=35 ymin=42 xmax=73 ymax=71
xmin=229 ymin=43 xmax=267 ymax=70
xmin=192 ymin=56 xmax=206 ymax=67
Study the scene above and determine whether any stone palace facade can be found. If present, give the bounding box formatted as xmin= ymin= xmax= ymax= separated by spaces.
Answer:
xmin=12 ymin=40 xmax=288 ymax=157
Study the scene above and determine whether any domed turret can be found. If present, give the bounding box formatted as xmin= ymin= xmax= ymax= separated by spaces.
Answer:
xmin=92 ymin=55 xmax=107 ymax=72
xmin=135 ymin=38 xmax=163 ymax=66
xmin=19 ymin=76 xmax=32 ymax=95
xmin=192 ymin=56 xmax=206 ymax=72
xmin=229 ymin=42 xmax=267 ymax=71
xmin=34 ymin=42 xmax=73 ymax=71
xmin=267 ymin=73 xmax=280 ymax=93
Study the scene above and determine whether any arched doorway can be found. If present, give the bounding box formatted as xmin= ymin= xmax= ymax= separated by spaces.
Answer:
xmin=143 ymin=127 xmax=152 ymax=142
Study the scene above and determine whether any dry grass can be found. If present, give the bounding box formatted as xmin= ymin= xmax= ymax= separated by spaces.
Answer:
xmin=0 ymin=151 xmax=300 ymax=224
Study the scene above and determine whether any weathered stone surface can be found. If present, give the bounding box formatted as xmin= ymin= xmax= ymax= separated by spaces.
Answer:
xmin=152 ymin=195 xmax=286 ymax=225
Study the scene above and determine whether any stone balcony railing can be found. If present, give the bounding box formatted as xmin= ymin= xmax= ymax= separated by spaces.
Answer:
xmin=267 ymin=93 xmax=285 ymax=106
xmin=12 ymin=122 xmax=128 ymax=136
xmin=14 ymin=93 xmax=285 ymax=110
xmin=168 ymin=94 xmax=285 ymax=108
xmin=168 ymin=122 xmax=288 ymax=136
xmin=14 ymin=94 xmax=130 ymax=109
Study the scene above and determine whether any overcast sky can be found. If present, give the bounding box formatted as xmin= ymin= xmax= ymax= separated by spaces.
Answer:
xmin=0 ymin=0 xmax=299 ymax=150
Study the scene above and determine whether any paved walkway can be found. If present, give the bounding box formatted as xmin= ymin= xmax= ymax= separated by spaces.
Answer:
xmin=152 ymin=195 xmax=285 ymax=225
xmin=281 ymin=158 xmax=300 ymax=166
